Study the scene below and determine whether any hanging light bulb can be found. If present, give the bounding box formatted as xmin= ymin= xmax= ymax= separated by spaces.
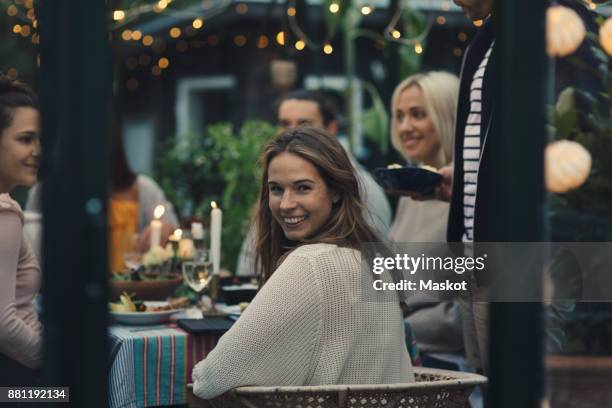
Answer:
xmin=546 ymin=5 xmax=585 ymax=57
xmin=113 ymin=10 xmax=125 ymax=21
xmin=599 ymin=17 xmax=612 ymax=56
xmin=545 ymin=140 xmax=591 ymax=193
xmin=361 ymin=6 xmax=372 ymax=15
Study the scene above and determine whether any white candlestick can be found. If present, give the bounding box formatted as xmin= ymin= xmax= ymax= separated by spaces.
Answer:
xmin=150 ymin=219 xmax=162 ymax=248
xmin=210 ymin=202 xmax=222 ymax=275
xmin=150 ymin=205 xmax=165 ymax=249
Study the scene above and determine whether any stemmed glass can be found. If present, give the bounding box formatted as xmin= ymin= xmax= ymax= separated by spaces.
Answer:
xmin=182 ymin=248 xmax=213 ymax=316
xmin=122 ymin=233 xmax=142 ymax=271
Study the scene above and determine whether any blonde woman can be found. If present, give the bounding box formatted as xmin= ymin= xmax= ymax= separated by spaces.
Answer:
xmin=388 ymin=72 xmax=465 ymax=362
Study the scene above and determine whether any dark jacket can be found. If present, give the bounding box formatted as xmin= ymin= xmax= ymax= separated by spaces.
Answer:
xmin=447 ymin=1 xmax=602 ymax=243
xmin=447 ymin=20 xmax=496 ymax=243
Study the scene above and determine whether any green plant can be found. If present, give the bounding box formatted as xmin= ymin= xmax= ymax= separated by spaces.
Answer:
xmin=548 ymin=15 xmax=612 ymax=216
xmin=156 ymin=120 xmax=277 ymax=271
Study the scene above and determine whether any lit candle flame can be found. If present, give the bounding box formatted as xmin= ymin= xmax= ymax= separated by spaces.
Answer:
xmin=172 ymin=229 xmax=183 ymax=240
xmin=153 ymin=205 xmax=165 ymax=219
xmin=211 ymin=201 xmax=218 ymax=209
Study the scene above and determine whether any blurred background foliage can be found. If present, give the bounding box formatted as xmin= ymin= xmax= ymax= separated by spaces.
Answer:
xmin=157 ymin=120 xmax=277 ymax=270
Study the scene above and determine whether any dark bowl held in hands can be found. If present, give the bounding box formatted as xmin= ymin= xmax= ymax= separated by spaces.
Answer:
xmin=374 ymin=166 xmax=443 ymax=196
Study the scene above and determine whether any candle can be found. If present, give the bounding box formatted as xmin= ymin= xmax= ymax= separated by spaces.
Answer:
xmin=150 ymin=205 xmax=165 ymax=249
xmin=169 ymin=228 xmax=183 ymax=243
xmin=210 ymin=201 xmax=222 ymax=275
xmin=178 ymin=238 xmax=194 ymax=259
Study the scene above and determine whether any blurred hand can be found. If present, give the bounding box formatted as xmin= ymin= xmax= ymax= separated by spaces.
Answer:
xmin=138 ymin=222 xmax=175 ymax=252
xmin=434 ymin=165 xmax=453 ymax=202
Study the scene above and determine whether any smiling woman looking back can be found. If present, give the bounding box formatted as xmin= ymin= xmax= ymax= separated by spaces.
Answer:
xmin=192 ymin=127 xmax=414 ymax=400
xmin=0 ymin=73 xmax=42 ymax=386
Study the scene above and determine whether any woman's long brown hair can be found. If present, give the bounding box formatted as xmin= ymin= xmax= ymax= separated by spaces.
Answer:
xmin=255 ymin=126 xmax=380 ymax=285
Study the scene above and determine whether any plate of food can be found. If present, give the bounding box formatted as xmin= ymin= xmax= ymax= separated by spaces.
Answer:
xmin=109 ymin=293 xmax=187 ymax=325
xmin=374 ymin=164 xmax=443 ymax=196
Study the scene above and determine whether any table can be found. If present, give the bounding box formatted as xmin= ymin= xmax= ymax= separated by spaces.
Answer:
xmin=108 ymin=324 xmax=222 ymax=408
xmin=108 ymin=320 xmax=421 ymax=407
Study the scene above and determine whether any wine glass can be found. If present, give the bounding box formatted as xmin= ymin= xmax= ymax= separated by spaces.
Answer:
xmin=182 ymin=249 xmax=213 ymax=293
xmin=122 ymin=233 xmax=142 ymax=271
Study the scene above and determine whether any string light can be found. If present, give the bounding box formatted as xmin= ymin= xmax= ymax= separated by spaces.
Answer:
xmin=436 ymin=16 xmax=446 ymax=25
xmin=192 ymin=18 xmax=203 ymax=29
xmin=142 ymin=35 xmax=154 ymax=46
xmin=458 ymin=32 xmax=467 ymax=42
xmin=414 ymin=43 xmax=423 ymax=54
xmin=131 ymin=30 xmax=142 ymax=41
xmin=152 ymin=65 xmax=162 ymax=76
xmin=157 ymin=0 xmax=169 ymax=10
xmin=158 ymin=57 xmax=170 ymax=69
xmin=473 ymin=19 xmax=484 ymax=27
xmin=295 ymin=40 xmax=305 ymax=50
xmin=276 ymin=31 xmax=285 ymax=45
xmin=12 ymin=24 xmax=21 ymax=34
xmin=121 ymin=29 xmax=132 ymax=41
xmin=235 ymin=3 xmax=248 ymax=14
xmin=287 ymin=7 xmax=296 ymax=16
xmin=385 ymin=1 xmax=434 ymax=46
xmin=257 ymin=35 xmax=269 ymax=49
xmin=234 ymin=34 xmax=247 ymax=47
xmin=286 ymin=0 xmax=338 ymax=50
xmin=361 ymin=6 xmax=372 ymax=15
xmin=113 ymin=10 xmax=125 ymax=21
xmin=323 ymin=43 xmax=333 ymax=54
xmin=20 ymin=25 xmax=30 ymax=37
xmin=169 ymin=27 xmax=181 ymax=38
xmin=7 ymin=5 xmax=17 ymax=16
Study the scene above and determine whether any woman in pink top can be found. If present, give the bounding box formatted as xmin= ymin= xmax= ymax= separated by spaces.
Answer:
xmin=0 ymin=73 xmax=42 ymax=385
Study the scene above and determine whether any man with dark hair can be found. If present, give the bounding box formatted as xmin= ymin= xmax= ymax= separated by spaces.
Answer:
xmin=236 ymin=89 xmax=392 ymax=275
xmin=276 ymin=90 xmax=338 ymax=132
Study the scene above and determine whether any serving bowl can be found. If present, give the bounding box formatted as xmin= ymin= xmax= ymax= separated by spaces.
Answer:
xmin=109 ymin=276 xmax=183 ymax=301
xmin=374 ymin=166 xmax=443 ymax=196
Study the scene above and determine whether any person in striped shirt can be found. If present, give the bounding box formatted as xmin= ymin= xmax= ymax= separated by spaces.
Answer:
xmin=440 ymin=0 xmax=495 ymax=375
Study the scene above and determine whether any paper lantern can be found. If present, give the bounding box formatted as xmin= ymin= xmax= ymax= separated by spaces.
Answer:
xmin=545 ymin=140 xmax=592 ymax=193
xmin=546 ymin=5 xmax=586 ymax=57
xmin=599 ymin=17 xmax=612 ymax=56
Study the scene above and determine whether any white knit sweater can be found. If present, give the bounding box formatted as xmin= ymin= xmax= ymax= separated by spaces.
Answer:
xmin=192 ymin=243 xmax=414 ymax=399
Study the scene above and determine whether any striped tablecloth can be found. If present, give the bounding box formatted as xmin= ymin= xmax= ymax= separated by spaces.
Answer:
xmin=108 ymin=324 xmax=221 ymax=408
